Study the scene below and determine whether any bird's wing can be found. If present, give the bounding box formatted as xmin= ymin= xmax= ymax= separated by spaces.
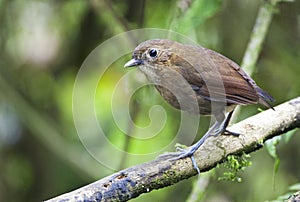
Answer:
xmin=202 ymin=49 xmax=259 ymax=105
xmin=172 ymin=48 xmax=272 ymax=107
xmin=206 ymin=49 xmax=274 ymax=108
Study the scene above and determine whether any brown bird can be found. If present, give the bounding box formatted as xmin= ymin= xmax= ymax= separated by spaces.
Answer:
xmin=124 ymin=39 xmax=274 ymax=173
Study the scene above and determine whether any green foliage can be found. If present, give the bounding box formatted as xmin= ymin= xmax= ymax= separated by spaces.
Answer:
xmin=265 ymin=136 xmax=281 ymax=176
xmin=271 ymin=183 xmax=300 ymax=202
xmin=265 ymin=129 xmax=298 ymax=189
xmin=170 ymin=0 xmax=222 ymax=35
xmin=218 ymin=153 xmax=252 ymax=182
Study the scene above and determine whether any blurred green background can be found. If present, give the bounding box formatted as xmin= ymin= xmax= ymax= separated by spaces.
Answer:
xmin=0 ymin=0 xmax=299 ymax=201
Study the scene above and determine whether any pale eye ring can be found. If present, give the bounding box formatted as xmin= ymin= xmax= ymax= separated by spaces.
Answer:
xmin=148 ymin=48 xmax=158 ymax=58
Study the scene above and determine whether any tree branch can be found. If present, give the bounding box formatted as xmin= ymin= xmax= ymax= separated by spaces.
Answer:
xmin=46 ymin=97 xmax=300 ymax=202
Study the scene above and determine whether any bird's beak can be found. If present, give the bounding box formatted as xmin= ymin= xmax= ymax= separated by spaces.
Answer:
xmin=124 ymin=58 xmax=143 ymax=68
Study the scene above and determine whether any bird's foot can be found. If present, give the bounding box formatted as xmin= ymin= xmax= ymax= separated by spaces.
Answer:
xmin=157 ymin=145 xmax=201 ymax=174
xmin=174 ymin=147 xmax=201 ymax=174
xmin=156 ymin=143 xmax=188 ymax=160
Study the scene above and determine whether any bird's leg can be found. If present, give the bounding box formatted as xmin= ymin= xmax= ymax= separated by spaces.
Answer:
xmin=168 ymin=119 xmax=223 ymax=174
xmin=157 ymin=121 xmax=221 ymax=162
xmin=218 ymin=110 xmax=240 ymax=137
xmin=165 ymin=111 xmax=239 ymax=174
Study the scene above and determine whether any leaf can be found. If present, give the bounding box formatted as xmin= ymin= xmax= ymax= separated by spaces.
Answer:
xmin=265 ymin=136 xmax=281 ymax=159
xmin=265 ymin=136 xmax=281 ymax=189
xmin=289 ymin=183 xmax=300 ymax=191
xmin=283 ymin=128 xmax=297 ymax=143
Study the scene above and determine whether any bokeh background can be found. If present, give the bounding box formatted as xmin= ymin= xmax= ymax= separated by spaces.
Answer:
xmin=0 ymin=0 xmax=299 ymax=201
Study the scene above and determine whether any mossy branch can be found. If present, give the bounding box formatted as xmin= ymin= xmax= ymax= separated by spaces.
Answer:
xmin=45 ymin=97 xmax=300 ymax=202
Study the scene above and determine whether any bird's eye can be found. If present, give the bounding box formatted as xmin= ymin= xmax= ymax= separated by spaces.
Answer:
xmin=148 ymin=48 xmax=158 ymax=58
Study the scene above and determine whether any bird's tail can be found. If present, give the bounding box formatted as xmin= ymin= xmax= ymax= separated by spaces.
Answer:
xmin=256 ymin=87 xmax=275 ymax=110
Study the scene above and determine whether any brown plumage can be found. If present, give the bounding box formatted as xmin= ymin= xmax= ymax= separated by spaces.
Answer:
xmin=124 ymin=39 xmax=274 ymax=173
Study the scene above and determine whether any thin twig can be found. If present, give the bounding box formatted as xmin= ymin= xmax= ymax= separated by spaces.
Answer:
xmin=241 ymin=0 xmax=281 ymax=74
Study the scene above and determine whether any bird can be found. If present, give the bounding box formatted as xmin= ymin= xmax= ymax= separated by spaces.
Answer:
xmin=124 ymin=39 xmax=274 ymax=173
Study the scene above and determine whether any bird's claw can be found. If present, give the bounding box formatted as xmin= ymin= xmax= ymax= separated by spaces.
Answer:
xmin=157 ymin=147 xmax=201 ymax=174
xmin=224 ymin=129 xmax=240 ymax=137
